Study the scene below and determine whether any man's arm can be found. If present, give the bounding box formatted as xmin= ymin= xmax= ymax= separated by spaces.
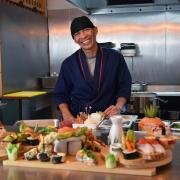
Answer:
xmin=59 ymin=103 xmax=75 ymax=121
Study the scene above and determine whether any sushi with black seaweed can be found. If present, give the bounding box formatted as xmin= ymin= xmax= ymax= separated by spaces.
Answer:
xmin=50 ymin=155 xmax=62 ymax=164
xmin=122 ymin=149 xmax=139 ymax=160
xmin=25 ymin=137 xmax=39 ymax=146
xmin=37 ymin=152 xmax=49 ymax=162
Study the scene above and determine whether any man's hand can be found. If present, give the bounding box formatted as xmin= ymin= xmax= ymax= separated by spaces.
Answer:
xmin=104 ymin=97 xmax=127 ymax=118
xmin=104 ymin=105 xmax=120 ymax=118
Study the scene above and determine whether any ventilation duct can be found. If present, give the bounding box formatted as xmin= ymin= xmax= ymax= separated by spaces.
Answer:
xmin=66 ymin=0 xmax=180 ymax=14
xmin=107 ymin=0 xmax=154 ymax=6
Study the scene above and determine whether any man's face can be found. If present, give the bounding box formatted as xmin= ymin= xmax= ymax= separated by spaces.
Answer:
xmin=73 ymin=27 xmax=98 ymax=51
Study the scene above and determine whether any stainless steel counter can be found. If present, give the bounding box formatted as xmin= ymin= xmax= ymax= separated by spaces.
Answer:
xmin=132 ymin=91 xmax=180 ymax=96
xmin=0 ymin=141 xmax=180 ymax=179
xmin=154 ymin=92 xmax=180 ymax=96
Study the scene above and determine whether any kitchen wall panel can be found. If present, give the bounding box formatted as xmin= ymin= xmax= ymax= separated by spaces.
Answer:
xmin=166 ymin=12 xmax=180 ymax=83
xmin=48 ymin=9 xmax=84 ymax=75
xmin=92 ymin=12 xmax=166 ymax=84
xmin=48 ymin=8 xmax=180 ymax=85
xmin=0 ymin=2 xmax=49 ymax=94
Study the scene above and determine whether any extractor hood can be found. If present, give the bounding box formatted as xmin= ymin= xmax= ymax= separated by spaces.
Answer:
xmin=107 ymin=0 xmax=154 ymax=6
xmin=66 ymin=0 xmax=180 ymax=14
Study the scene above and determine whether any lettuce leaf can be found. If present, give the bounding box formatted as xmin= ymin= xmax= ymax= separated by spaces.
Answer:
xmin=105 ymin=153 xmax=117 ymax=168
xmin=6 ymin=143 xmax=20 ymax=161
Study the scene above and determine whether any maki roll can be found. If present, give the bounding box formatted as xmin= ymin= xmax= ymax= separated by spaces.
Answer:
xmin=25 ymin=137 xmax=39 ymax=146
xmin=57 ymin=153 xmax=66 ymax=163
xmin=50 ymin=153 xmax=66 ymax=164
xmin=24 ymin=148 xmax=38 ymax=160
xmin=50 ymin=155 xmax=62 ymax=164
xmin=122 ymin=149 xmax=139 ymax=160
xmin=37 ymin=152 xmax=49 ymax=162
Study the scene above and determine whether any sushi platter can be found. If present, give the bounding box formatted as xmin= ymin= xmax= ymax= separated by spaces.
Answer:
xmin=3 ymin=143 xmax=173 ymax=176
xmin=0 ymin=114 xmax=179 ymax=177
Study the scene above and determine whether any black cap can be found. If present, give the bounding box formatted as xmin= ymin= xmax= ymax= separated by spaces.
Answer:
xmin=70 ymin=16 xmax=95 ymax=38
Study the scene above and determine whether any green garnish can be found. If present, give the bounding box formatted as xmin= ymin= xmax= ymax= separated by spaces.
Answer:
xmin=105 ymin=153 xmax=117 ymax=169
xmin=6 ymin=143 xmax=20 ymax=161
xmin=171 ymin=124 xmax=180 ymax=129
xmin=73 ymin=127 xmax=88 ymax=137
xmin=82 ymin=148 xmax=97 ymax=162
xmin=19 ymin=122 xmax=28 ymax=133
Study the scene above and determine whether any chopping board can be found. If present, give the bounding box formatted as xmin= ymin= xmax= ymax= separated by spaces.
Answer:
xmin=3 ymin=155 xmax=156 ymax=176
xmin=3 ymin=91 xmax=47 ymax=98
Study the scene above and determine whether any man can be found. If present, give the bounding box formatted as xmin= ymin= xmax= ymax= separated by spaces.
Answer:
xmin=55 ymin=16 xmax=132 ymax=122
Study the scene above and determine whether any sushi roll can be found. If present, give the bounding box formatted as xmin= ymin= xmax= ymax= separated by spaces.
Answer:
xmin=24 ymin=148 xmax=38 ymax=160
xmin=57 ymin=152 xmax=66 ymax=163
xmin=122 ymin=149 xmax=139 ymax=160
xmin=37 ymin=152 xmax=49 ymax=162
xmin=25 ymin=137 xmax=39 ymax=146
xmin=50 ymin=155 xmax=62 ymax=164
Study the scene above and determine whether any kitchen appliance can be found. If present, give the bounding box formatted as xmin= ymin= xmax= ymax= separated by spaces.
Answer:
xmin=132 ymin=83 xmax=147 ymax=92
xmin=128 ymin=92 xmax=158 ymax=114
xmin=168 ymin=111 xmax=180 ymax=120
xmin=39 ymin=76 xmax=58 ymax=89
xmin=120 ymin=43 xmax=136 ymax=57
xmin=98 ymin=42 xmax=115 ymax=49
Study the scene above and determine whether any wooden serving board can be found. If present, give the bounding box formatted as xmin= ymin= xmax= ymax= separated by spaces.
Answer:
xmin=101 ymin=146 xmax=172 ymax=169
xmin=119 ymin=150 xmax=172 ymax=169
xmin=3 ymin=155 xmax=156 ymax=176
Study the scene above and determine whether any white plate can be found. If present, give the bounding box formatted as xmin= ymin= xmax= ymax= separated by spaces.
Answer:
xmin=98 ymin=115 xmax=138 ymax=129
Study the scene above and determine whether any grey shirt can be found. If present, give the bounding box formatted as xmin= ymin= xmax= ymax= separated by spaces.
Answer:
xmin=87 ymin=57 xmax=96 ymax=78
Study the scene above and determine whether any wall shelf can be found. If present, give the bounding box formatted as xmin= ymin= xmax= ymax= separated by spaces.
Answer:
xmin=6 ymin=0 xmax=47 ymax=16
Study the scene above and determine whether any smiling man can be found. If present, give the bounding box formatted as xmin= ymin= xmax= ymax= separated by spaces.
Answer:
xmin=55 ymin=16 xmax=132 ymax=122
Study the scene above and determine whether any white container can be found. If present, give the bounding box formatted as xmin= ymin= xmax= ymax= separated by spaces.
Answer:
xmin=109 ymin=115 xmax=123 ymax=144
xmin=68 ymin=140 xmax=82 ymax=156
xmin=54 ymin=140 xmax=67 ymax=154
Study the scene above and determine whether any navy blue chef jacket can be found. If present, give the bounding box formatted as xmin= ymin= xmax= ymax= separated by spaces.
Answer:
xmin=55 ymin=46 xmax=132 ymax=116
